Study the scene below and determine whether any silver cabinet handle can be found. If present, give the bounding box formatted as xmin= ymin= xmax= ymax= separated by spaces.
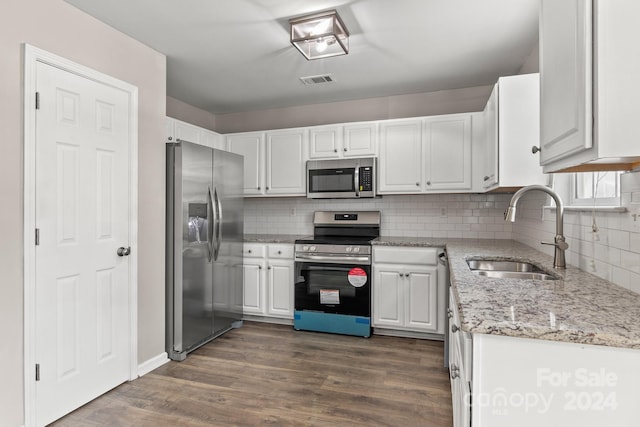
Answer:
xmin=451 ymin=324 xmax=460 ymax=333
xmin=266 ymin=186 xmax=269 ymax=190
xmin=343 ymin=147 xmax=347 ymax=152
xmin=258 ymin=265 xmax=262 ymax=270
xmin=257 ymin=186 xmax=261 ymax=190
xmin=415 ymin=182 xmax=420 ymax=186
xmin=168 ymin=136 xmax=173 ymax=141
xmin=399 ymin=273 xmax=404 ymax=277
xmin=268 ymin=266 xmax=272 ymax=270
xmin=532 ymin=146 xmax=541 ymax=154
xmin=117 ymin=246 xmax=131 ymax=256
xmin=426 ymin=181 xmax=432 ymax=186
xmin=483 ymin=175 xmax=490 ymax=181
xmin=248 ymin=249 xmax=252 ymax=254
xmin=334 ymin=149 xmax=338 ymax=153
xmin=405 ymin=273 xmax=410 ymax=278
xmin=277 ymin=250 xmax=282 ymax=254
xmin=447 ymin=308 xmax=453 ymax=319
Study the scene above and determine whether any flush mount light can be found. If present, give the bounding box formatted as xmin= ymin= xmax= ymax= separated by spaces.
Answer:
xmin=289 ymin=10 xmax=349 ymax=60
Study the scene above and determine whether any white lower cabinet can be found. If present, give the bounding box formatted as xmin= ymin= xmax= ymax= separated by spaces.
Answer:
xmin=242 ymin=243 xmax=294 ymax=320
xmin=372 ymin=246 xmax=446 ymax=334
xmin=449 ymin=289 xmax=640 ymax=427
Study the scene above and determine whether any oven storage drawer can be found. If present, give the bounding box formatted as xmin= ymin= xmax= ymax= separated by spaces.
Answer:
xmin=373 ymin=246 xmax=438 ymax=265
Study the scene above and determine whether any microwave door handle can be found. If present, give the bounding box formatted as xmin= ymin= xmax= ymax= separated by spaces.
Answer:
xmin=354 ymin=163 xmax=360 ymax=197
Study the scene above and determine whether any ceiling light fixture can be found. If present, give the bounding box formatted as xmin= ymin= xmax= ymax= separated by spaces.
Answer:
xmin=289 ymin=10 xmax=349 ymax=60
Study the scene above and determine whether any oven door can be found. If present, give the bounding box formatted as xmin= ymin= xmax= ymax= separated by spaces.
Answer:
xmin=294 ymin=261 xmax=371 ymax=317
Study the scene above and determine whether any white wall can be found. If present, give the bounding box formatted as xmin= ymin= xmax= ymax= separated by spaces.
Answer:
xmin=245 ymin=193 xmax=513 ymax=239
xmin=512 ymin=170 xmax=640 ymax=294
xmin=166 ymin=96 xmax=217 ymax=131
xmin=0 ymin=1 xmax=167 ymax=425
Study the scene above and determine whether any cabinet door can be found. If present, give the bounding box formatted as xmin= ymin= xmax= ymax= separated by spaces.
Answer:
xmin=227 ymin=132 xmax=264 ymax=195
xmin=424 ymin=114 xmax=472 ymax=191
xmin=200 ymin=129 xmax=224 ymax=151
xmin=266 ymin=129 xmax=307 ymax=195
xmin=267 ymin=259 xmax=294 ymax=318
xmin=173 ymin=119 xmax=202 ymax=144
xmin=343 ymin=123 xmax=377 ymax=157
xmin=372 ymin=266 xmax=403 ymax=328
xmin=404 ymin=266 xmax=438 ymax=332
xmin=242 ymin=259 xmax=266 ymax=315
xmin=482 ymin=85 xmax=499 ymax=189
xmin=539 ymin=0 xmax=592 ymax=165
xmin=309 ymin=126 xmax=341 ymax=159
xmin=378 ymin=119 xmax=423 ymax=193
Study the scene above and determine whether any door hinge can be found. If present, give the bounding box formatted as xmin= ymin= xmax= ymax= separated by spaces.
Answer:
xmin=35 ymin=364 xmax=40 ymax=381
xmin=35 ymin=92 xmax=40 ymax=110
xmin=35 ymin=228 xmax=40 ymax=246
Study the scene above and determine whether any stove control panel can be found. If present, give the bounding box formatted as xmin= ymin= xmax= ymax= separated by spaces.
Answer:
xmin=295 ymin=243 xmax=371 ymax=255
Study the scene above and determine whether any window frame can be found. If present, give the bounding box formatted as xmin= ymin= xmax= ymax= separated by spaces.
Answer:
xmin=567 ymin=171 xmax=622 ymax=207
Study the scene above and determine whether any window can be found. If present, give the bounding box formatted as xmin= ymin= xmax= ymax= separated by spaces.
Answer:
xmin=569 ymin=171 xmax=622 ymax=206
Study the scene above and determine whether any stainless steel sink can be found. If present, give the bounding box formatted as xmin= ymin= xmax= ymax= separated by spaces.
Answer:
xmin=467 ymin=259 xmax=558 ymax=281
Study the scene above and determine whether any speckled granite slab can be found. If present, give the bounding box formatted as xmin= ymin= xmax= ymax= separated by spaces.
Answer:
xmin=244 ymin=234 xmax=305 ymax=244
xmin=374 ymin=236 xmax=640 ymax=349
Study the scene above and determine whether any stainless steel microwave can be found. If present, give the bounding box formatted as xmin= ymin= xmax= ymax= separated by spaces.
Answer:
xmin=306 ymin=158 xmax=377 ymax=199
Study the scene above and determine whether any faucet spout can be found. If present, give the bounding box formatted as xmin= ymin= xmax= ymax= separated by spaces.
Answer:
xmin=505 ymin=185 xmax=568 ymax=268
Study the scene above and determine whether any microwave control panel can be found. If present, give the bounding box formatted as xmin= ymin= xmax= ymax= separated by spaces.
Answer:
xmin=359 ymin=166 xmax=373 ymax=191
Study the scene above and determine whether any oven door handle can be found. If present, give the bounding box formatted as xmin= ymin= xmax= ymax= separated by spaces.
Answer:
xmin=295 ymin=254 xmax=371 ymax=263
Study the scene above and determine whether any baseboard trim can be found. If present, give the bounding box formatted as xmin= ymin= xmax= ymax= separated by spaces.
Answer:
xmin=137 ymin=352 xmax=170 ymax=377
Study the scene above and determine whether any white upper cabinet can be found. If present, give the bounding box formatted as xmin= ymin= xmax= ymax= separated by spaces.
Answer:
xmin=540 ymin=0 xmax=640 ymax=172
xmin=423 ymin=114 xmax=472 ymax=191
xmin=308 ymin=122 xmax=377 ymax=159
xmin=378 ymin=119 xmax=423 ymax=193
xmin=226 ymin=132 xmax=265 ymax=196
xmin=166 ymin=117 xmax=225 ymax=150
xmin=479 ymin=74 xmax=546 ymax=191
xmin=343 ymin=122 xmax=377 ymax=157
xmin=265 ymin=129 xmax=308 ymax=195
xmin=378 ymin=115 xmax=474 ymax=194
xmin=309 ymin=125 xmax=342 ymax=159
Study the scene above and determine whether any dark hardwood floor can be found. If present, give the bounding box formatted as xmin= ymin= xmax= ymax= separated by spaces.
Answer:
xmin=51 ymin=322 xmax=453 ymax=426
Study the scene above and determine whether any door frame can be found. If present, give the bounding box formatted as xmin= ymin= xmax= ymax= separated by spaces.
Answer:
xmin=22 ymin=44 xmax=139 ymax=426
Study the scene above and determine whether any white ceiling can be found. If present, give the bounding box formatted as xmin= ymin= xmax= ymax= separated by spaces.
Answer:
xmin=64 ymin=0 xmax=539 ymax=114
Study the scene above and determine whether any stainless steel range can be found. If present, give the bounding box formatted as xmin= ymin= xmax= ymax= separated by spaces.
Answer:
xmin=294 ymin=211 xmax=380 ymax=337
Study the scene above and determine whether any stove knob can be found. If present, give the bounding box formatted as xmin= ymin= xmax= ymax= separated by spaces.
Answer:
xmin=346 ymin=247 xmax=352 ymax=252
xmin=310 ymin=246 xmax=316 ymax=252
xmin=302 ymin=246 xmax=309 ymax=251
xmin=353 ymin=247 xmax=360 ymax=253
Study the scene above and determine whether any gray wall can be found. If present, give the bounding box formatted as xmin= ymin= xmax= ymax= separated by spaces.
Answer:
xmin=212 ymin=85 xmax=493 ymax=133
xmin=0 ymin=1 xmax=167 ymax=424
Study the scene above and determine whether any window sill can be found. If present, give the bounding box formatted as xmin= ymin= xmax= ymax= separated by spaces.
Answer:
xmin=543 ymin=206 xmax=628 ymax=213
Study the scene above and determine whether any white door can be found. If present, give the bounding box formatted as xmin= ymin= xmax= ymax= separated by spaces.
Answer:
xmin=226 ymin=132 xmax=264 ymax=195
xmin=378 ymin=119 xmax=423 ymax=193
xmin=34 ymin=61 xmax=132 ymax=426
xmin=267 ymin=260 xmax=294 ymax=318
xmin=404 ymin=267 xmax=438 ymax=332
xmin=423 ymin=114 xmax=472 ymax=191
xmin=372 ymin=266 xmax=403 ymax=328
xmin=266 ymin=129 xmax=307 ymax=195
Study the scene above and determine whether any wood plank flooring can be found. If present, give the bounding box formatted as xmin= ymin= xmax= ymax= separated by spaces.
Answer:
xmin=51 ymin=322 xmax=453 ymax=427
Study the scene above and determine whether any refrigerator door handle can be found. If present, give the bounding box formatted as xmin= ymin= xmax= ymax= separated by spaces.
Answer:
xmin=213 ymin=187 xmax=222 ymax=261
xmin=207 ymin=187 xmax=214 ymax=263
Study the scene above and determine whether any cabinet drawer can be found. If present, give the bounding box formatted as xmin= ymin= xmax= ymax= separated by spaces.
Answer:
xmin=244 ymin=243 xmax=265 ymax=257
xmin=267 ymin=244 xmax=293 ymax=259
xmin=374 ymin=246 xmax=439 ymax=265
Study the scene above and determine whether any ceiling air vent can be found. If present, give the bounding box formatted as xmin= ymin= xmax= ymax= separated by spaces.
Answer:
xmin=299 ymin=74 xmax=334 ymax=85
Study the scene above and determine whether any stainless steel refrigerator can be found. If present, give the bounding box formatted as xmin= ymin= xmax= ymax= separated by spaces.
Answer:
xmin=166 ymin=140 xmax=244 ymax=361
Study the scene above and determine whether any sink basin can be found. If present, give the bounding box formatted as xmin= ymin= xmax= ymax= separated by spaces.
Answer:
xmin=467 ymin=259 xmax=558 ymax=281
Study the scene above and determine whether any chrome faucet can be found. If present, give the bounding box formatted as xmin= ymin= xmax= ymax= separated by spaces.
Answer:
xmin=504 ymin=185 xmax=568 ymax=268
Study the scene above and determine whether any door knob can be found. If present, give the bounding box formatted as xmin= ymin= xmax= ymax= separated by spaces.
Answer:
xmin=117 ymin=246 xmax=131 ymax=257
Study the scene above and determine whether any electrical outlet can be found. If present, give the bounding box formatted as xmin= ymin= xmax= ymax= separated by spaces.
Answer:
xmin=632 ymin=208 xmax=640 ymax=228
xmin=440 ymin=207 xmax=447 ymax=217
xmin=290 ymin=208 xmax=296 ymax=217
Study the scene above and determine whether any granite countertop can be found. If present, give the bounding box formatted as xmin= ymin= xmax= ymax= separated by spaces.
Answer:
xmin=444 ymin=239 xmax=640 ymax=350
xmin=244 ymin=234 xmax=306 ymax=244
